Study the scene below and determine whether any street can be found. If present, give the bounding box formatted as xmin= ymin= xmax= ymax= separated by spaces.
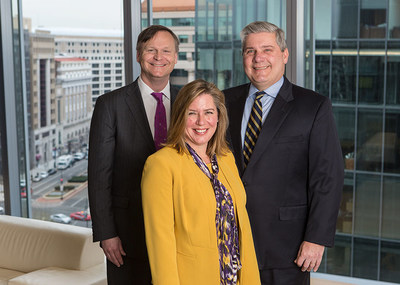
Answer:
xmin=30 ymin=159 xmax=92 ymax=228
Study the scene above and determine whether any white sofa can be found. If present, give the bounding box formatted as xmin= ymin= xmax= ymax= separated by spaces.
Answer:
xmin=0 ymin=215 xmax=106 ymax=285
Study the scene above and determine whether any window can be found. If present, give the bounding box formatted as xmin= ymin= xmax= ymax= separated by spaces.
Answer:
xmin=178 ymin=35 xmax=189 ymax=43
xmin=179 ymin=52 xmax=187 ymax=60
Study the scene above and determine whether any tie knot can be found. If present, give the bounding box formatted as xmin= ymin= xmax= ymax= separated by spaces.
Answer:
xmin=255 ymin=91 xmax=265 ymax=100
xmin=151 ymin=92 xmax=164 ymax=102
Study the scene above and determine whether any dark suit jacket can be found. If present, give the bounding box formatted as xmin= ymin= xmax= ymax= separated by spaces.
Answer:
xmin=88 ymin=79 xmax=178 ymax=264
xmin=223 ymin=77 xmax=344 ymax=270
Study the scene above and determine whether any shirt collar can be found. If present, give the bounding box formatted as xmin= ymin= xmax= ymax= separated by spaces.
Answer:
xmin=138 ymin=76 xmax=171 ymax=100
xmin=248 ymin=76 xmax=284 ymax=99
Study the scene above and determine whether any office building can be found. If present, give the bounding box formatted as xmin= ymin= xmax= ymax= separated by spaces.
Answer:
xmin=195 ymin=0 xmax=400 ymax=283
xmin=29 ymin=29 xmax=57 ymax=171
xmin=142 ymin=0 xmax=196 ymax=87
xmin=53 ymin=29 xmax=125 ymax=105
xmin=54 ymin=55 xmax=92 ymax=155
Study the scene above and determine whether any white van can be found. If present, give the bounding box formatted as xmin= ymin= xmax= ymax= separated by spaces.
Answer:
xmin=57 ymin=155 xmax=73 ymax=170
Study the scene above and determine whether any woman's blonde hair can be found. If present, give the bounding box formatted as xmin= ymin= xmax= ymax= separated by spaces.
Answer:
xmin=167 ymin=79 xmax=229 ymax=157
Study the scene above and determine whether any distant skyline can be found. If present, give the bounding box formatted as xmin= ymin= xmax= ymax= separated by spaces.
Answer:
xmin=22 ymin=0 xmax=124 ymax=31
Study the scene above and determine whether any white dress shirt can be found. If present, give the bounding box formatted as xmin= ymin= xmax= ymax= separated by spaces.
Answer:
xmin=240 ymin=76 xmax=284 ymax=148
xmin=138 ymin=76 xmax=171 ymax=138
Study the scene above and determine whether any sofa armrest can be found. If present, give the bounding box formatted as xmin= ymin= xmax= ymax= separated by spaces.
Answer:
xmin=0 ymin=215 xmax=104 ymax=272
xmin=8 ymin=264 xmax=106 ymax=285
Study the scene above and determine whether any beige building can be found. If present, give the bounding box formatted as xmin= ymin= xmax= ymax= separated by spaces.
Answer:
xmin=142 ymin=0 xmax=196 ymax=87
xmin=29 ymin=30 xmax=57 ymax=170
xmin=55 ymin=56 xmax=92 ymax=155
xmin=27 ymin=24 xmax=94 ymax=172
xmin=52 ymin=29 xmax=125 ymax=105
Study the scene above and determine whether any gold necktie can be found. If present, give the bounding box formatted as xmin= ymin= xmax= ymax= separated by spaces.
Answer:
xmin=243 ymin=91 xmax=265 ymax=167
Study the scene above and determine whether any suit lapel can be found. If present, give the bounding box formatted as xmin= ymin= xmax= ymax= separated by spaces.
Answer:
xmin=227 ymin=84 xmax=250 ymax=176
xmin=124 ymin=80 xmax=179 ymax=153
xmin=170 ymin=85 xmax=179 ymax=105
xmin=124 ymin=79 xmax=155 ymax=151
xmin=243 ymin=78 xmax=294 ymax=176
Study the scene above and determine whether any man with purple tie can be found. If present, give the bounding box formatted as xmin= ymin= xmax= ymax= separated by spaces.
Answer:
xmin=88 ymin=25 xmax=179 ymax=284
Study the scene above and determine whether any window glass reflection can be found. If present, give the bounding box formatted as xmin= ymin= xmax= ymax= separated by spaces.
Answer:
xmin=382 ymin=176 xmax=400 ymax=240
xmin=326 ymin=235 xmax=352 ymax=276
xmin=336 ymin=173 xmax=354 ymax=234
xmin=357 ymin=109 xmax=383 ymax=172
xmin=196 ymin=0 xmax=214 ymax=41
xmin=315 ymin=0 xmax=332 ymax=40
xmin=354 ymin=174 xmax=380 ymax=237
xmin=333 ymin=107 xmax=355 ymax=169
xmin=332 ymin=0 xmax=358 ymax=39
xmin=217 ymin=3 xmax=232 ymax=41
xmin=216 ymin=46 xmax=232 ymax=90
xmin=353 ymin=237 xmax=378 ymax=280
xmin=384 ymin=111 xmax=400 ymax=173
xmin=207 ymin=1 xmax=215 ymax=41
xmin=315 ymin=55 xmax=330 ymax=97
xmin=13 ymin=0 xmax=30 ymax=216
xmin=196 ymin=47 xmax=215 ymax=83
xmin=381 ymin=241 xmax=400 ymax=283
xmin=233 ymin=43 xmax=246 ymax=87
xmin=387 ymin=41 xmax=400 ymax=105
xmin=332 ymin=56 xmax=357 ymax=103
xmin=389 ymin=0 xmax=400 ymax=39
xmin=360 ymin=0 xmax=387 ymax=39
xmin=358 ymin=54 xmax=384 ymax=104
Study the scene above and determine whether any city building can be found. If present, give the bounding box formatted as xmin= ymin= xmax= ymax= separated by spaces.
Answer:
xmin=29 ymin=29 xmax=57 ymax=171
xmin=54 ymin=55 xmax=92 ymax=155
xmin=195 ymin=0 xmax=400 ymax=283
xmin=142 ymin=0 xmax=196 ymax=87
xmin=53 ymin=28 xmax=125 ymax=105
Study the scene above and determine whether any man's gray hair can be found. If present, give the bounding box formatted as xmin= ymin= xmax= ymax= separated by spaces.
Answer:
xmin=240 ymin=21 xmax=287 ymax=54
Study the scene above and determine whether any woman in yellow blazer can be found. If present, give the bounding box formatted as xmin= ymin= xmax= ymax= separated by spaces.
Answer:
xmin=142 ymin=79 xmax=261 ymax=285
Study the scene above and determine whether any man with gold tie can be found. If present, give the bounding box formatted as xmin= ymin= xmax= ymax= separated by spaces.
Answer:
xmin=223 ymin=21 xmax=344 ymax=285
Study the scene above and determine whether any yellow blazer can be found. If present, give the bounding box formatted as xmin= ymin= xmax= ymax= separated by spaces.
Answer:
xmin=141 ymin=146 xmax=261 ymax=285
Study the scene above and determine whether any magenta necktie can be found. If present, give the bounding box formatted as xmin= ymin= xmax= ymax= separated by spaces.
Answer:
xmin=151 ymin=92 xmax=167 ymax=150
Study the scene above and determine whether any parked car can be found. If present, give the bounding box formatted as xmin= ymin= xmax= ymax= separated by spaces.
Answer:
xmin=47 ymin=168 xmax=57 ymax=175
xmin=39 ymin=171 xmax=49 ymax=179
xmin=0 ymin=206 xmax=4 ymax=215
xmin=73 ymin=152 xmax=85 ymax=161
xmin=32 ymin=173 xmax=41 ymax=182
xmin=70 ymin=211 xmax=91 ymax=221
xmin=50 ymin=213 xmax=71 ymax=224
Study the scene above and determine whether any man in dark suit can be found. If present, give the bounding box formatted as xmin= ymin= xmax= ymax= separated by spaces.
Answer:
xmin=223 ymin=21 xmax=344 ymax=285
xmin=88 ymin=25 xmax=180 ymax=284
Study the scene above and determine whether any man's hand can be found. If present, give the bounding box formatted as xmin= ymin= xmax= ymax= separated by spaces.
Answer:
xmin=294 ymin=241 xmax=325 ymax=272
xmin=101 ymin=236 xmax=126 ymax=267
